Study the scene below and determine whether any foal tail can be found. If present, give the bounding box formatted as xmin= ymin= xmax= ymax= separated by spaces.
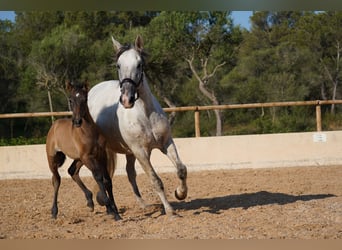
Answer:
xmin=106 ymin=147 xmax=117 ymax=179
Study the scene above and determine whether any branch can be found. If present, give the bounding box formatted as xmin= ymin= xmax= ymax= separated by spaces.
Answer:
xmin=185 ymin=56 xmax=202 ymax=84
xmin=321 ymin=58 xmax=337 ymax=87
xmin=186 ymin=56 xmax=218 ymax=104
xmin=207 ymin=61 xmax=226 ymax=79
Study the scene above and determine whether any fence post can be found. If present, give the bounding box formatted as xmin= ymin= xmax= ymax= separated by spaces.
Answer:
xmin=194 ymin=109 xmax=200 ymax=137
xmin=316 ymin=102 xmax=322 ymax=132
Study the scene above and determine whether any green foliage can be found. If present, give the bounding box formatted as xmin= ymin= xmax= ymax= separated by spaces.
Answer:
xmin=2 ymin=11 xmax=342 ymax=144
xmin=0 ymin=136 xmax=46 ymax=146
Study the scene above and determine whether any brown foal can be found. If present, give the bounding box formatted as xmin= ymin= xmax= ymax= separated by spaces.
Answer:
xmin=45 ymin=81 xmax=121 ymax=221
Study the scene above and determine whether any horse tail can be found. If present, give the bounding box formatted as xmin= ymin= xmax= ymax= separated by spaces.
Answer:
xmin=106 ymin=147 xmax=117 ymax=179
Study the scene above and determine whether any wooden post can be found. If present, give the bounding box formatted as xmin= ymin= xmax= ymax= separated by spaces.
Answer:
xmin=47 ymin=89 xmax=55 ymax=124
xmin=316 ymin=103 xmax=322 ymax=132
xmin=194 ymin=110 xmax=200 ymax=137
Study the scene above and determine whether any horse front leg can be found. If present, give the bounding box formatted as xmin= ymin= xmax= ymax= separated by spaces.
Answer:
xmin=133 ymin=149 xmax=176 ymax=216
xmin=125 ymin=154 xmax=148 ymax=208
xmin=68 ymin=160 xmax=94 ymax=212
xmin=163 ymin=138 xmax=188 ymax=200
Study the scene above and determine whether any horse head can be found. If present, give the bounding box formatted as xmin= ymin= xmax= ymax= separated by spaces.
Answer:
xmin=66 ymin=80 xmax=89 ymax=127
xmin=112 ymin=35 xmax=145 ymax=108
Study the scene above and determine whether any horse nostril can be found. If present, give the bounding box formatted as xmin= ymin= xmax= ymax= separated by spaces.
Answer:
xmin=129 ymin=95 xmax=135 ymax=104
xmin=73 ymin=119 xmax=82 ymax=127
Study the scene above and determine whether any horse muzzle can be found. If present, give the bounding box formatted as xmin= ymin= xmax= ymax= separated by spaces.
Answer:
xmin=119 ymin=79 xmax=140 ymax=109
xmin=120 ymin=95 xmax=135 ymax=108
xmin=72 ymin=118 xmax=82 ymax=127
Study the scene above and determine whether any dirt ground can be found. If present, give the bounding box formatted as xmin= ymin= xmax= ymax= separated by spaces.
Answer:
xmin=0 ymin=166 xmax=341 ymax=239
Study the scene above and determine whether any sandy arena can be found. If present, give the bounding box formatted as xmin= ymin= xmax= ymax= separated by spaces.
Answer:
xmin=0 ymin=165 xmax=341 ymax=239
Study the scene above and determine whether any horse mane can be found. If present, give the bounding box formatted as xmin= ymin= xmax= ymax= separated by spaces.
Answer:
xmin=116 ymin=43 xmax=148 ymax=63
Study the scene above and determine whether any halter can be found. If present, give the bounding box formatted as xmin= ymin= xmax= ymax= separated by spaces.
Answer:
xmin=118 ymin=64 xmax=144 ymax=101
xmin=119 ymin=70 xmax=144 ymax=89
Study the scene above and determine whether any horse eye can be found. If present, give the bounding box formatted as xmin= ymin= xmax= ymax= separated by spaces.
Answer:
xmin=116 ymin=64 xmax=121 ymax=69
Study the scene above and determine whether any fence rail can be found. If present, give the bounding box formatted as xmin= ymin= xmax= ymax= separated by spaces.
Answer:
xmin=1 ymin=100 xmax=342 ymax=137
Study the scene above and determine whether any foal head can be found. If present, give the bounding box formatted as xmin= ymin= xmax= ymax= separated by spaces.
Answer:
xmin=66 ymin=81 xmax=89 ymax=127
xmin=112 ymin=35 xmax=146 ymax=108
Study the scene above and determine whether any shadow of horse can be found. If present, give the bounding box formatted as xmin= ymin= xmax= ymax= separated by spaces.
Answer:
xmin=172 ymin=191 xmax=335 ymax=215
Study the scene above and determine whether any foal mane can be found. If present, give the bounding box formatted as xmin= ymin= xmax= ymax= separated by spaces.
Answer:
xmin=66 ymin=80 xmax=89 ymax=94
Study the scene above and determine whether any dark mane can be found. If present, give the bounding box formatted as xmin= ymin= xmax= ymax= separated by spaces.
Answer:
xmin=116 ymin=44 xmax=133 ymax=61
xmin=116 ymin=43 xmax=148 ymax=63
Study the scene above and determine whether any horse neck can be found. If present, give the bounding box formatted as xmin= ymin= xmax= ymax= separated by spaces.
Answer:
xmin=138 ymin=76 xmax=154 ymax=110
xmin=83 ymin=108 xmax=96 ymax=127
xmin=75 ymin=107 xmax=97 ymax=133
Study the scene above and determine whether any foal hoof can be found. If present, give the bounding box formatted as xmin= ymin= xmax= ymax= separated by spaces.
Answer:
xmin=87 ymin=201 xmax=95 ymax=212
xmin=88 ymin=205 xmax=94 ymax=212
xmin=175 ymin=187 xmax=187 ymax=200
xmin=114 ymin=214 xmax=122 ymax=221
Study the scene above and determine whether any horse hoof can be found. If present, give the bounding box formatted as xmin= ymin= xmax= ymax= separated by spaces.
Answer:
xmin=114 ymin=214 xmax=122 ymax=221
xmin=175 ymin=188 xmax=187 ymax=200
xmin=87 ymin=201 xmax=95 ymax=212
xmin=165 ymin=209 xmax=181 ymax=219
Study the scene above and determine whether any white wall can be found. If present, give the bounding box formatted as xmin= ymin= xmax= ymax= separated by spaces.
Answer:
xmin=1 ymin=131 xmax=342 ymax=179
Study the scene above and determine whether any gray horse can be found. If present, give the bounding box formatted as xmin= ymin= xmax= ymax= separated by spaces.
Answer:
xmin=88 ymin=35 xmax=188 ymax=216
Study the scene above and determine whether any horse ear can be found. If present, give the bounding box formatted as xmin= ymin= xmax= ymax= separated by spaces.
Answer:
xmin=135 ymin=35 xmax=144 ymax=52
xmin=111 ymin=36 xmax=121 ymax=52
xmin=66 ymin=80 xmax=73 ymax=92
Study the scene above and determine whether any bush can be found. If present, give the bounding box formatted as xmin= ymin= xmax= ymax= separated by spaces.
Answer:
xmin=0 ymin=136 xmax=46 ymax=146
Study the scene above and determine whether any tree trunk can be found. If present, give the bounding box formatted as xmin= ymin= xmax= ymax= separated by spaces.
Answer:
xmin=163 ymin=96 xmax=177 ymax=126
xmin=186 ymin=56 xmax=225 ymax=136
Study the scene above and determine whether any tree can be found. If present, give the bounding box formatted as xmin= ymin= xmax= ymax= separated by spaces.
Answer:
xmin=28 ymin=24 xmax=91 ymax=117
xmin=184 ymin=11 xmax=241 ymax=136
xmin=316 ymin=12 xmax=342 ymax=114
xmin=224 ymin=11 xmax=318 ymax=132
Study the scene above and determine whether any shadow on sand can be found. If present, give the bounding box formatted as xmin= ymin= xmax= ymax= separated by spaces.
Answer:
xmin=172 ymin=191 xmax=335 ymax=214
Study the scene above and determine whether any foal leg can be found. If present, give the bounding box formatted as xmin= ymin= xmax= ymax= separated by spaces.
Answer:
xmin=163 ymin=138 xmax=188 ymax=200
xmin=102 ymin=165 xmax=121 ymax=221
xmin=133 ymin=148 xmax=176 ymax=216
xmin=83 ymin=156 xmax=121 ymax=221
xmin=68 ymin=160 xmax=94 ymax=212
xmin=47 ymin=152 xmax=65 ymax=219
xmin=126 ymin=154 xmax=148 ymax=208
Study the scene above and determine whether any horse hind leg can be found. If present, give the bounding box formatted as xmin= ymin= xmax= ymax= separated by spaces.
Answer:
xmin=126 ymin=154 xmax=148 ymax=208
xmin=48 ymin=151 xmax=65 ymax=219
xmin=68 ymin=160 xmax=94 ymax=212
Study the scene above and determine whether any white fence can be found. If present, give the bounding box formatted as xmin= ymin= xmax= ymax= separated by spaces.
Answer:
xmin=1 ymin=131 xmax=342 ymax=180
